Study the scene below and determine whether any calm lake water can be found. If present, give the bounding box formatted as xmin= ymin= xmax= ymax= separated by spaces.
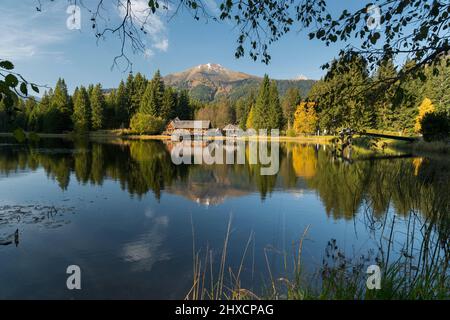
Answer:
xmin=0 ymin=137 xmax=448 ymax=299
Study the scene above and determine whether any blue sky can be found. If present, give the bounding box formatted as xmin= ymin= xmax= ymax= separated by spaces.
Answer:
xmin=0 ymin=0 xmax=366 ymax=94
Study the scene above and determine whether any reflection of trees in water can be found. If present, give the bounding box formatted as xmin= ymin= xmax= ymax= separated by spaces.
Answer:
xmin=1 ymin=139 xmax=446 ymax=291
xmin=0 ymin=139 xmax=447 ymax=226
xmin=306 ymin=150 xmax=449 ymax=223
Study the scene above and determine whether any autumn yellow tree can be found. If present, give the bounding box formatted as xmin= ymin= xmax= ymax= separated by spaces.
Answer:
xmin=246 ymin=106 xmax=255 ymax=129
xmin=414 ymin=98 xmax=435 ymax=133
xmin=293 ymin=102 xmax=318 ymax=134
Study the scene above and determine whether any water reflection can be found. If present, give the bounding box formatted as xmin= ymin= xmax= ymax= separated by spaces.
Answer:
xmin=0 ymin=137 xmax=448 ymax=298
xmin=0 ymin=139 xmax=448 ymax=219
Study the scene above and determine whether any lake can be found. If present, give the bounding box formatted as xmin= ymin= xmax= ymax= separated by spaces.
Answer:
xmin=0 ymin=137 xmax=448 ymax=299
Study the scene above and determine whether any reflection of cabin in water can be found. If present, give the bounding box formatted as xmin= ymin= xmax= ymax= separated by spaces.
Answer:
xmin=222 ymin=124 xmax=241 ymax=137
xmin=164 ymin=117 xmax=211 ymax=135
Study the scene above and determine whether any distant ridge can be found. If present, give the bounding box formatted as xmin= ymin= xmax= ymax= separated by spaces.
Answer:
xmin=163 ymin=63 xmax=315 ymax=102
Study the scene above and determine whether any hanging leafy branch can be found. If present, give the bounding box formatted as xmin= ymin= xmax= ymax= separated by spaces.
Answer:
xmin=0 ymin=60 xmax=40 ymax=115
xmin=20 ymin=0 xmax=450 ymax=85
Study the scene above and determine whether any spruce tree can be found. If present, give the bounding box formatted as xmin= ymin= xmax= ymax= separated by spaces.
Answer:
xmin=253 ymin=74 xmax=271 ymax=129
xmin=268 ymin=80 xmax=283 ymax=130
xmin=90 ymin=84 xmax=105 ymax=130
xmin=160 ymin=86 xmax=177 ymax=121
xmin=140 ymin=82 xmax=159 ymax=116
xmin=176 ymin=89 xmax=191 ymax=120
xmin=373 ymin=58 xmax=398 ymax=129
xmin=282 ymin=87 xmax=301 ymax=129
xmin=115 ymin=80 xmax=129 ymax=128
xmin=51 ymin=78 xmax=72 ymax=132
xmin=72 ymin=86 xmax=91 ymax=132
xmin=130 ymin=72 xmax=148 ymax=115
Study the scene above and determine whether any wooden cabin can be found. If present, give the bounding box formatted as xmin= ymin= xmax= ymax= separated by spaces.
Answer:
xmin=164 ymin=117 xmax=211 ymax=135
xmin=222 ymin=124 xmax=241 ymax=137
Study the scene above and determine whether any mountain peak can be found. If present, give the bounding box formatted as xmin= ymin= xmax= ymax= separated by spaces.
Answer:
xmin=163 ymin=64 xmax=315 ymax=102
xmin=195 ymin=63 xmax=226 ymax=72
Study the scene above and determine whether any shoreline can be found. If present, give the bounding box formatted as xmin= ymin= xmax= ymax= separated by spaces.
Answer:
xmin=0 ymin=131 xmax=335 ymax=143
xmin=1 ymin=131 xmax=448 ymax=154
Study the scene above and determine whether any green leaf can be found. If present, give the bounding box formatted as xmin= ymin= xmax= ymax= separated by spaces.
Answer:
xmin=5 ymin=74 xmax=19 ymax=87
xmin=0 ymin=60 xmax=14 ymax=70
xmin=20 ymin=82 xmax=28 ymax=96
xmin=31 ymin=83 xmax=40 ymax=93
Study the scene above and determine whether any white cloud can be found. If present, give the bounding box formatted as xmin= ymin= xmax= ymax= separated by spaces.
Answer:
xmin=144 ymin=48 xmax=155 ymax=59
xmin=204 ymin=0 xmax=220 ymax=17
xmin=0 ymin=3 xmax=70 ymax=61
xmin=121 ymin=214 xmax=170 ymax=271
xmin=153 ymin=39 xmax=169 ymax=52
xmin=118 ymin=0 xmax=169 ymax=55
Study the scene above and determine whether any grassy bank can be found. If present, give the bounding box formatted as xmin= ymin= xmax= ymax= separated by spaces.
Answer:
xmin=353 ymin=135 xmax=450 ymax=156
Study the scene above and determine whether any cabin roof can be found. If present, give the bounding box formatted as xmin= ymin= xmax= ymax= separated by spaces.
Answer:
xmin=223 ymin=124 xmax=240 ymax=130
xmin=170 ymin=118 xmax=211 ymax=129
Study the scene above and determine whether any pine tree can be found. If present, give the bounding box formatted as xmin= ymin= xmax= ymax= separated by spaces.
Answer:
xmin=423 ymin=58 xmax=450 ymax=116
xmin=125 ymin=73 xmax=134 ymax=110
xmin=253 ymin=74 xmax=271 ymax=129
xmin=24 ymin=97 xmax=38 ymax=131
xmin=130 ymin=72 xmax=148 ymax=116
xmin=72 ymin=86 xmax=91 ymax=132
xmin=41 ymin=90 xmax=61 ymax=133
xmin=373 ymin=58 xmax=398 ymax=129
xmin=267 ymin=80 xmax=283 ymax=130
xmin=282 ymin=87 xmax=301 ymax=129
xmin=51 ymin=78 xmax=72 ymax=132
xmin=160 ymin=86 xmax=177 ymax=121
xmin=395 ymin=59 xmax=424 ymax=133
xmin=176 ymin=89 xmax=192 ymax=120
xmin=140 ymin=70 xmax=165 ymax=116
xmin=140 ymin=82 xmax=159 ymax=116
xmin=235 ymin=93 xmax=254 ymax=129
xmin=104 ymin=89 xmax=117 ymax=129
xmin=90 ymin=84 xmax=105 ymax=130
xmin=115 ymin=80 xmax=129 ymax=128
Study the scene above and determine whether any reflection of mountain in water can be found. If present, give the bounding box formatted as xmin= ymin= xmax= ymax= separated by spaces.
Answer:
xmin=0 ymin=138 xmax=448 ymax=226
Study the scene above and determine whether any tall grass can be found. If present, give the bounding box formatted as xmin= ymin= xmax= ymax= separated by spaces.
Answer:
xmin=186 ymin=212 xmax=449 ymax=300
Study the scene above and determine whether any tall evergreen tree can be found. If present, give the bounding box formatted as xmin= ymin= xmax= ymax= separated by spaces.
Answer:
xmin=372 ymin=59 xmax=398 ymax=129
xmin=130 ymin=72 xmax=148 ymax=116
xmin=253 ymin=74 xmax=271 ymax=129
xmin=51 ymin=78 xmax=72 ymax=132
xmin=104 ymin=89 xmax=117 ymax=129
xmin=267 ymin=80 xmax=283 ymax=130
xmin=282 ymin=87 xmax=301 ymax=129
xmin=176 ymin=89 xmax=192 ymax=120
xmin=72 ymin=86 xmax=91 ymax=132
xmin=140 ymin=82 xmax=159 ymax=116
xmin=115 ymin=80 xmax=129 ymax=128
xmin=160 ymin=86 xmax=177 ymax=121
xmin=423 ymin=58 xmax=450 ymax=116
xmin=140 ymin=70 xmax=165 ymax=116
xmin=394 ymin=59 xmax=424 ymax=132
xmin=235 ymin=92 xmax=255 ymax=129
xmin=90 ymin=84 xmax=105 ymax=130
